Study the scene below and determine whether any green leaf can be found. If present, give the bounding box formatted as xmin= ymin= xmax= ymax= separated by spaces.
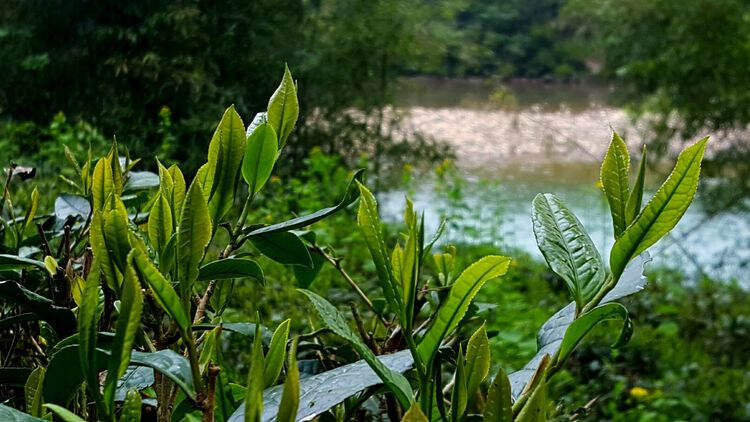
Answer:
xmin=177 ymin=180 xmax=212 ymax=302
xmin=123 ymin=171 xmax=159 ymax=192
xmin=102 ymin=196 xmax=131 ymax=276
xmin=244 ymin=322 xmax=265 ymax=422
xmin=0 ymin=254 xmax=45 ymax=271
xmin=0 ymin=280 xmax=76 ymax=336
xmin=23 ymin=187 xmax=39 ymax=234
xmin=168 ymin=165 xmax=186 ymax=222
xmin=24 ymin=367 xmax=44 ymax=417
xmin=625 ymin=144 xmax=647 ymax=225
xmin=43 ymin=256 xmax=57 ymax=276
xmin=244 ymin=169 xmax=364 ymax=237
xmin=403 ymin=403 xmax=429 ymax=422
xmin=267 ymin=64 xmax=299 ymax=149
xmin=531 ymin=193 xmax=606 ymax=309
xmin=600 ymin=132 xmax=630 ymax=238
xmin=205 ymin=105 xmax=247 ymax=224
xmin=610 ymin=137 xmax=708 ymax=279
xmin=78 ymin=258 xmax=103 ymax=406
xmin=241 ymin=121 xmax=278 ymax=194
xmin=557 ymin=303 xmax=631 ymax=364
xmin=130 ymin=349 xmax=196 ymax=400
xmin=292 ymin=251 xmax=324 ymax=288
xmin=515 ymin=376 xmax=547 ymax=422
xmin=92 ymin=157 xmax=114 ymax=211
xmin=263 ymin=319 xmax=290 ymax=387
xmin=121 ymin=389 xmax=142 ymax=421
xmin=298 ymin=289 xmax=413 ymax=408
xmin=42 ymin=404 xmax=85 ymax=422
xmin=131 ymin=249 xmax=190 ymax=336
xmin=89 ymin=210 xmax=121 ymax=291
xmin=0 ymin=404 xmax=45 ymax=421
xmin=54 ymin=194 xmax=91 ymax=221
xmin=276 ymin=337 xmax=300 ymax=422
xmin=417 ymin=256 xmax=510 ymax=365
xmin=450 ymin=345 xmax=467 ymax=422
xmin=197 ymin=258 xmax=264 ymax=285
xmin=465 ymin=323 xmax=490 ymax=400
xmin=484 ymin=367 xmax=512 ymax=422
xmin=148 ymin=192 xmax=173 ymax=257
xmin=103 ymin=254 xmax=144 ymax=413
xmin=356 ymin=182 xmax=403 ymax=319
xmin=250 ymin=231 xmax=312 ymax=268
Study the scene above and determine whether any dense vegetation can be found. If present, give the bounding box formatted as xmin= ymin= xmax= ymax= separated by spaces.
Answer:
xmin=0 ymin=70 xmax=718 ymax=421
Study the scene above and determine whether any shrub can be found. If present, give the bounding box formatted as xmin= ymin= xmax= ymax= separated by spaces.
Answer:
xmin=0 ymin=68 xmax=707 ymax=421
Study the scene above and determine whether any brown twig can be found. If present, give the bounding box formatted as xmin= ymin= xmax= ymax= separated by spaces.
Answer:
xmin=350 ymin=302 xmax=380 ymax=354
xmin=202 ymin=363 xmax=220 ymax=422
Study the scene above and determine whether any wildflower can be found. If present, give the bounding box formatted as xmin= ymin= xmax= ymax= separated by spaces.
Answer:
xmin=629 ymin=386 xmax=649 ymax=398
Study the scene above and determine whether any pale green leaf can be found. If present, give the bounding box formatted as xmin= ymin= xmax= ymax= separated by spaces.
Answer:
xmin=121 ymin=389 xmax=142 ymax=421
xmin=168 ymin=164 xmax=186 ymax=222
xmin=465 ymin=323 xmax=490 ymax=399
xmin=557 ymin=303 xmax=631 ymax=364
xmin=625 ymin=145 xmax=647 ymax=225
xmin=131 ymin=249 xmax=190 ymax=336
xmin=484 ymin=367 xmax=512 ymax=422
xmin=450 ymin=345 xmax=467 ymax=422
xmin=78 ymin=258 xmax=102 ymax=405
xmin=403 ymin=403 xmax=429 ymax=422
xmin=148 ymin=192 xmax=173 ymax=257
xmin=23 ymin=187 xmax=39 ymax=234
xmin=600 ymin=132 xmax=630 ymax=237
xmin=264 ymin=319 xmax=290 ymax=387
xmin=610 ymin=137 xmax=708 ymax=279
xmin=24 ymin=367 xmax=44 ymax=417
xmin=205 ymin=105 xmax=247 ymax=224
xmin=276 ymin=337 xmax=299 ymax=422
xmin=91 ymin=157 xmax=114 ymax=211
xmin=267 ymin=64 xmax=299 ymax=149
xmin=244 ymin=322 xmax=264 ymax=422
xmin=177 ymin=181 xmax=212 ymax=302
xmin=241 ymin=122 xmax=278 ymax=194
xmin=42 ymin=404 xmax=85 ymax=422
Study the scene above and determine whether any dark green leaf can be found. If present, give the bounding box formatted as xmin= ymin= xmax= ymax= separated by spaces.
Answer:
xmin=0 ymin=404 xmax=45 ymax=421
xmin=197 ymin=258 xmax=264 ymax=285
xmin=0 ymin=254 xmax=45 ymax=271
xmin=250 ymin=231 xmax=312 ymax=268
xmin=558 ymin=303 xmax=631 ymax=363
xmin=465 ymin=324 xmax=490 ymax=399
xmin=0 ymin=280 xmax=76 ymax=336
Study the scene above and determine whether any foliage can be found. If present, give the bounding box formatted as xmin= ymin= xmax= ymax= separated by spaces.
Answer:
xmin=0 ymin=69 xmax=708 ymax=422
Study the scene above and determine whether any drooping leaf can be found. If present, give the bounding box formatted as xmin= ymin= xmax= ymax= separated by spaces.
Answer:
xmin=267 ymin=64 xmax=299 ymax=149
xmin=417 ymin=256 xmax=510 ymax=365
xmin=54 ymin=194 xmax=91 ymax=222
xmin=103 ymin=254 xmax=144 ymax=412
xmin=245 ymin=322 xmax=265 ymax=422
xmin=557 ymin=303 xmax=631 ymax=363
xmin=0 ymin=280 xmax=76 ymax=336
xmin=484 ymin=367 xmax=512 ymax=422
xmin=403 ymin=403 xmax=429 ymax=422
xmin=244 ymin=169 xmax=364 ymax=237
xmin=600 ymin=132 xmax=630 ymax=237
xmin=227 ymin=350 xmax=414 ymax=422
xmin=263 ymin=319 xmax=290 ymax=387
xmin=250 ymin=231 xmax=312 ymax=268
xmin=0 ymin=404 xmax=45 ymax=421
xmin=465 ymin=324 xmax=490 ymax=400
xmin=610 ymin=137 xmax=708 ymax=279
xmin=507 ymin=253 xmax=650 ymax=399
xmin=131 ymin=249 xmax=190 ymax=336
xmin=625 ymin=145 xmax=647 ymax=225
xmin=276 ymin=337 xmax=299 ymax=422
xmin=197 ymin=258 xmax=264 ymax=285
xmin=121 ymin=389 xmax=142 ymax=421
xmin=24 ymin=367 xmax=44 ymax=417
xmin=298 ymin=289 xmax=413 ymax=408
xmin=177 ymin=181 xmax=212 ymax=301
xmin=0 ymin=254 xmax=45 ymax=271
xmin=531 ymin=193 xmax=605 ymax=309
xmin=42 ymin=404 xmax=85 ymax=422
xmin=241 ymin=122 xmax=278 ymax=194
xmin=356 ymin=182 xmax=403 ymax=318
xmin=204 ymin=105 xmax=247 ymax=224
xmin=148 ymin=192 xmax=173 ymax=257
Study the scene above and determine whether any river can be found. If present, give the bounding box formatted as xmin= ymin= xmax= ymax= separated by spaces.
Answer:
xmin=380 ymin=77 xmax=749 ymax=285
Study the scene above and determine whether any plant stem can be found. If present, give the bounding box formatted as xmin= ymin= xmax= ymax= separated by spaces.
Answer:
xmin=185 ymin=334 xmax=205 ymax=395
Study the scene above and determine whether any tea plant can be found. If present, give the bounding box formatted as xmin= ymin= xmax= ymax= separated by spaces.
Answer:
xmin=0 ymin=64 xmax=707 ymax=421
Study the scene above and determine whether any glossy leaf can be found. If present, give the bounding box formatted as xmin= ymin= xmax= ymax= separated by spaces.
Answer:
xmin=465 ymin=323 xmax=490 ymax=399
xmin=600 ymin=132 xmax=630 ymax=237
xmin=558 ymin=303 xmax=631 ymax=363
xmin=242 ymin=122 xmax=278 ymax=194
xmin=205 ymin=105 xmax=247 ymax=223
xmin=484 ymin=367 xmax=512 ymax=422
xmin=244 ymin=169 xmax=364 ymax=237
xmin=42 ymin=404 xmax=84 ymax=422
xmin=356 ymin=182 xmax=403 ymax=318
xmin=227 ymin=350 xmax=413 ymax=422
xmin=275 ymin=337 xmax=299 ymax=422
xmin=24 ymin=367 xmax=44 ymax=417
xmin=103 ymin=255 xmax=144 ymax=412
xmin=121 ymin=389 xmax=142 ymax=421
xmin=177 ymin=181 xmax=212 ymax=301
xmin=245 ymin=322 xmax=265 ymax=422
xmin=625 ymin=145 xmax=647 ymax=225
xmin=131 ymin=249 xmax=190 ymax=335
xmin=54 ymin=194 xmax=91 ymax=221
xmin=507 ymin=253 xmax=650 ymax=398
xmin=263 ymin=319 xmax=290 ymax=387
xmin=417 ymin=256 xmax=510 ymax=364
xmin=531 ymin=193 xmax=605 ymax=309
xmin=148 ymin=192 xmax=173 ymax=256
xmin=197 ymin=258 xmax=265 ymax=285
xmin=267 ymin=64 xmax=299 ymax=148
xmin=250 ymin=231 xmax=312 ymax=268
xmin=611 ymin=137 xmax=707 ymax=278
xmin=299 ymin=289 xmax=413 ymax=408
xmin=0 ymin=404 xmax=44 ymax=421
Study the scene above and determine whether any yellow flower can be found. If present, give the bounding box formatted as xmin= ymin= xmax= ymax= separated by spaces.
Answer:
xmin=629 ymin=386 xmax=649 ymax=398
